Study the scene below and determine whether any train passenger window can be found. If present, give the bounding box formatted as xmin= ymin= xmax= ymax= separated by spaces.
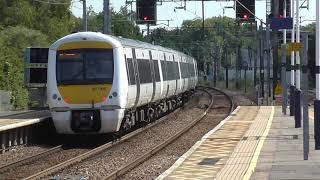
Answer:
xmin=191 ymin=63 xmax=195 ymax=77
xmin=153 ymin=60 xmax=160 ymax=82
xmin=187 ymin=63 xmax=191 ymax=78
xmin=186 ymin=63 xmax=190 ymax=78
xmin=181 ymin=63 xmax=185 ymax=78
xmin=174 ymin=62 xmax=179 ymax=79
xmin=137 ymin=59 xmax=152 ymax=84
xmin=181 ymin=63 xmax=188 ymax=78
xmin=160 ymin=60 xmax=167 ymax=81
xmin=126 ymin=58 xmax=136 ymax=85
xmin=189 ymin=63 xmax=194 ymax=77
xmin=166 ymin=61 xmax=174 ymax=80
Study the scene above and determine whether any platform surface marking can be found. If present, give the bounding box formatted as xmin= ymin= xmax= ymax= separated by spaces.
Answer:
xmin=163 ymin=106 xmax=259 ymax=180
xmin=215 ymin=106 xmax=274 ymax=180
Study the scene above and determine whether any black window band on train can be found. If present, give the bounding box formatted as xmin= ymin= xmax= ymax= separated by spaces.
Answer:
xmin=161 ymin=56 xmax=168 ymax=81
xmin=137 ymin=59 xmax=152 ymax=84
xmin=56 ymin=49 xmax=114 ymax=85
xmin=126 ymin=58 xmax=136 ymax=85
xmin=153 ymin=60 xmax=161 ymax=82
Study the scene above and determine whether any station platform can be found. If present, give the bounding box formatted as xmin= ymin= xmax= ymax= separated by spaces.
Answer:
xmin=0 ymin=110 xmax=51 ymax=153
xmin=0 ymin=110 xmax=50 ymax=132
xmin=157 ymin=106 xmax=320 ymax=180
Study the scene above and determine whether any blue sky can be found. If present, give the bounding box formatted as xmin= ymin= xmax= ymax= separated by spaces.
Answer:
xmin=71 ymin=0 xmax=316 ymax=28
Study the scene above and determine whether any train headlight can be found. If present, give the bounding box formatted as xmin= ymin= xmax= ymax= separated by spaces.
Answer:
xmin=112 ymin=92 xmax=118 ymax=97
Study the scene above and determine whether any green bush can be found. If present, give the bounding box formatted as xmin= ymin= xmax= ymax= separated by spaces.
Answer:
xmin=0 ymin=26 xmax=48 ymax=109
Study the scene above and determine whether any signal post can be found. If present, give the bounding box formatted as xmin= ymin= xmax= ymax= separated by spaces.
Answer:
xmin=315 ymin=0 xmax=320 ymax=150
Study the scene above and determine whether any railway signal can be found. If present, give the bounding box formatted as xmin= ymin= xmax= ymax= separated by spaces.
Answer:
xmin=136 ymin=0 xmax=157 ymax=25
xmin=236 ymin=0 xmax=255 ymax=23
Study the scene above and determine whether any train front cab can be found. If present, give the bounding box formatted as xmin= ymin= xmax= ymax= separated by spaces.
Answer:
xmin=48 ymin=35 xmax=127 ymax=134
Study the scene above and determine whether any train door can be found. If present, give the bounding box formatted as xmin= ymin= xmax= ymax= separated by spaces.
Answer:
xmin=124 ymin=48 xmax=136 ymax=108
xmin=163 ymin=53 xmax=169 ymax=98
xmin=158 ymin=52 xmax=165 ymax=99
xmin=132 ymin=48 xmax=140 ymax=107
xmin=149 ymin=50 xmax=156 ymax=102
xmin=135 ymin=49 xmax=153 ymax=105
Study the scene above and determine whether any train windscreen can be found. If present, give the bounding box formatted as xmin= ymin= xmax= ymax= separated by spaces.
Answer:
xmin=56 ymin=49 xmax=113 ymax=85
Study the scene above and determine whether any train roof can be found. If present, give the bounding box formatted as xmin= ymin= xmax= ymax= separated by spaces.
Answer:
xmin=114 ymin=36 xmax=191 ymax=58
xmin=50 ymin=32 xmax=195 ymax=60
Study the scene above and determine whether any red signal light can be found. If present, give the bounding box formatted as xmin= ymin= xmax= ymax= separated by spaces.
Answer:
xmin=143 ymin=16 xmax=148 ymax=21
xmin=243 ymin=14 xmax=248 ymax=20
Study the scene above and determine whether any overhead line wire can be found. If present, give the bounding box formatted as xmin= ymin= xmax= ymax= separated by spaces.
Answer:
xmin=32 ymin=0 xmax=72 ymax=5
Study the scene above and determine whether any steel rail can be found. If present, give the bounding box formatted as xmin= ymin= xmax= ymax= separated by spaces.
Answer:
xmin=102 ymin=87 xmax=231 ymax=180
xmin=198 ymin=86 xmax=235 ymax=115
xmin=23 ymin=102 xmax=185 ymax=180
xmin=0 ymin=145 xmax=63 ymax=173
xmin=23 ymin=87 xmax=230 ymax=180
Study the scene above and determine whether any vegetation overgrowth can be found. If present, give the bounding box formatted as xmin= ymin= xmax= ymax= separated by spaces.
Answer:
xmin=0 ymin=0 xmax=316 ymax=109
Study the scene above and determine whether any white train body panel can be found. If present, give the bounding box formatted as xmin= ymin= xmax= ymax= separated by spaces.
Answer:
xmin=47 ymin=32 xmax=198 ymax=134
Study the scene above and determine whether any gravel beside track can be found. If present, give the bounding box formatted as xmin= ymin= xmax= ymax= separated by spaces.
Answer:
xmin=0 ymin=146 xmax=90 ymax=179
xmin=0 ymin=145 xmax=47 ymax=166
xmin=52 ymin=91 xmax=209 ymax=179
xmin=119 ymin=88 xmax=231 ymax=179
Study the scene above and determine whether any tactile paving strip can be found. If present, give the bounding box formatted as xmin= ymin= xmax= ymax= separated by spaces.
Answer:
xmin=162 ymin=106 xmax=260 ymax=180
xmin=215 ymin=106 xmax=274 ymax=180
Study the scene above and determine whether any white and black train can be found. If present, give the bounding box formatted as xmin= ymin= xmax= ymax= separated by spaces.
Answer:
xmin=47 ymin=32 xmax=198 ymax=134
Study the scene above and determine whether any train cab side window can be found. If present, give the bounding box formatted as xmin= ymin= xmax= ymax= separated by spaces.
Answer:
xmin=124 ymin=55 xmax=131 ymax=84
xmin=126 ymin=58 xmax=136 ymax=85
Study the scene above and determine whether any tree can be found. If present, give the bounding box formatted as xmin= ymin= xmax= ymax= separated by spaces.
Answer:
xmin=148 ymin=16 xmax=242 ymax=73
xmin=0 ymin=26 xmax=49 ymax=109
xmin=74 ymin=6 xmax=143 ymax=40
xmin=0 ymin=0 xmax=75 ymax=42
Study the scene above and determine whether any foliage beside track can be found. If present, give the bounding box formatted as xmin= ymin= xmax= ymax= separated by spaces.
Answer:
xmin=0 ymin=0 xmax=74 ymax=109
xmin=0 ymin=0 xmax=316 ymax=109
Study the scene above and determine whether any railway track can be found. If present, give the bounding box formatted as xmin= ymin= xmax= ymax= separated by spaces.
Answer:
xmin=0 ymin=145 xmax=63 ymax=174
xmin=1 ymin=87 xmax=232 ymax=179
xmin=0 ymin=95 xmax=190 ymax=179
xmin=0 ymin=144 xmax=92 ymax=179
xmin=103 ymin=86 xmax=233 ymax=180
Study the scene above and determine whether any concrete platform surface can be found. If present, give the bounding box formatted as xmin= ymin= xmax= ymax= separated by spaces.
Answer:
xmin=0 ymin=110 xmax=50 ymax=132
xmin=157 ymin=106 xmax=320 ymax=180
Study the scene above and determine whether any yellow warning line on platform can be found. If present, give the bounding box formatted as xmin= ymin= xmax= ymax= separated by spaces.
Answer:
xmin=242 ymin=106 xmax=275 ymax=180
